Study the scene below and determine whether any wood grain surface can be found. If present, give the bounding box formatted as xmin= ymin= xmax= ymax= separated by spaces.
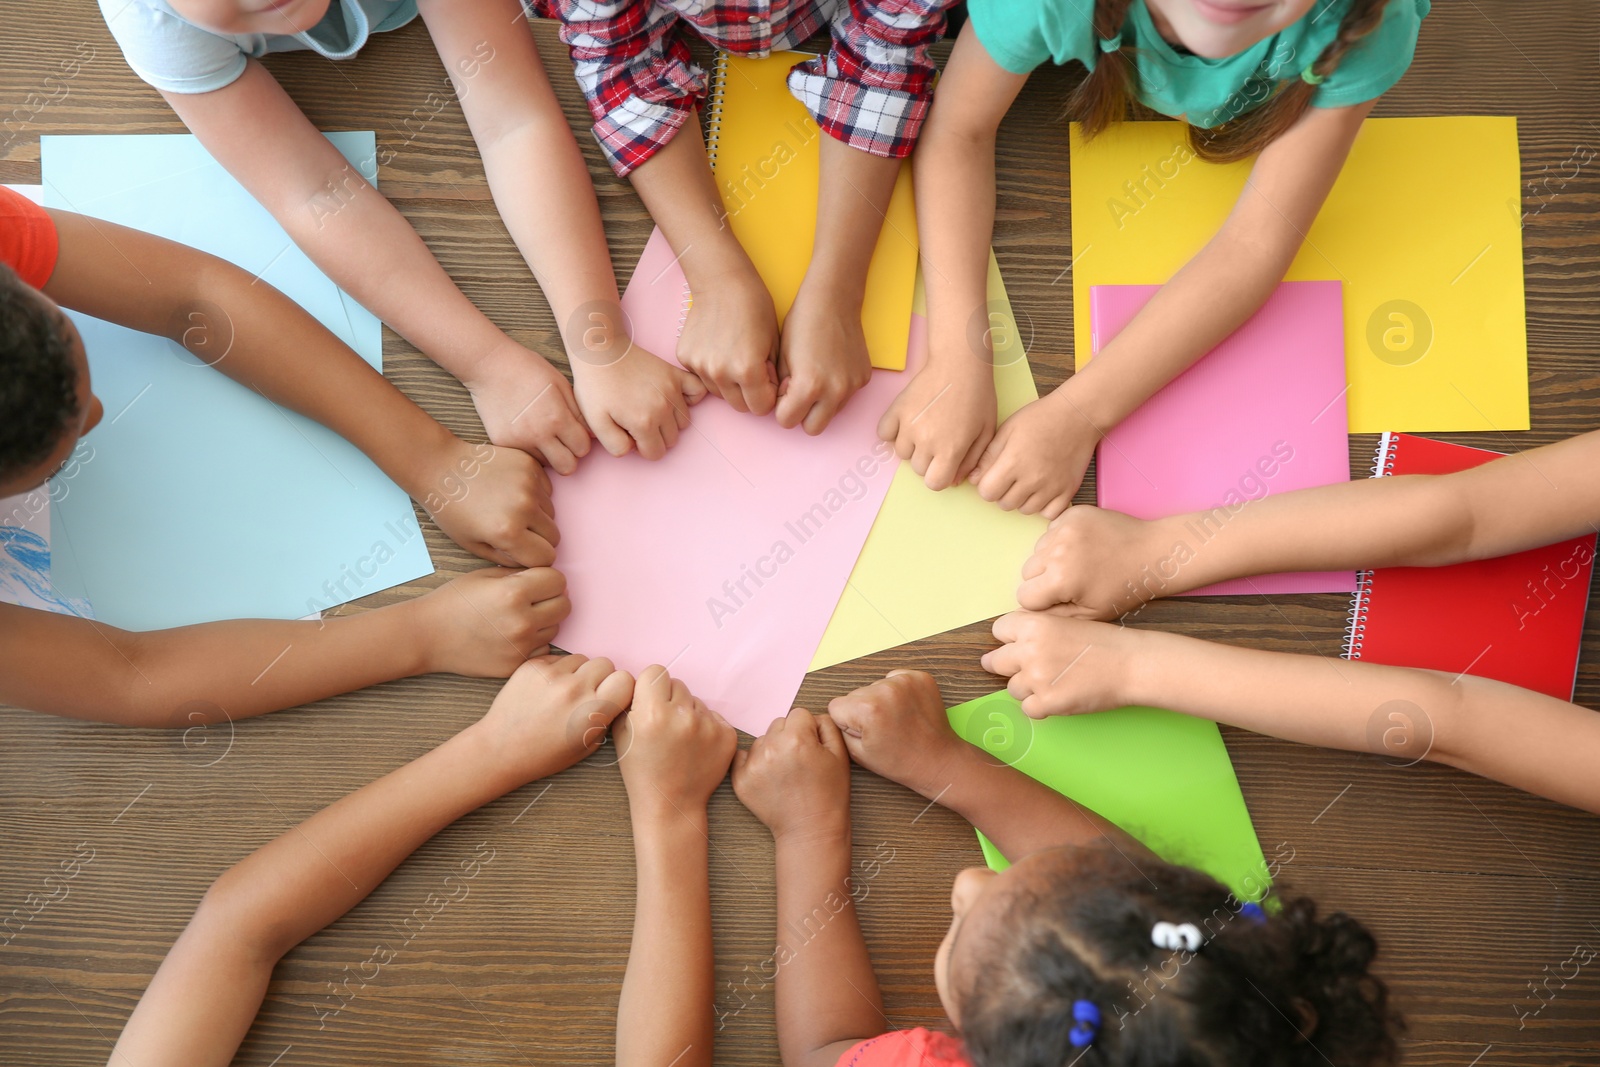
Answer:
xmin=2 ymin=2 xmax=1599 ymax=1063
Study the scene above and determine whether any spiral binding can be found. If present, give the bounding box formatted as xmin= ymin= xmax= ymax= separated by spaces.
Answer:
xmin=704 ymin=52 xmax=729 ymax=173
xmin=1342 ymin=432 xmax=1399 ymax=660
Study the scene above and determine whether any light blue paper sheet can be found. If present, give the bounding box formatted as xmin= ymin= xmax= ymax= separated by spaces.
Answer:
xmin=42 ymin=133 xmax=433 ymax=630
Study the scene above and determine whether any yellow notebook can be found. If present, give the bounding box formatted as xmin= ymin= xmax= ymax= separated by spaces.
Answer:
xmin=706 ymin=51 xmax=917 ymax=370
xmin=1068 ymin=117 xmax=1528 ymax=432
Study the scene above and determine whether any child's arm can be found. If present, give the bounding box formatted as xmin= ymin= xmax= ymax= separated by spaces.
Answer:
xmin=44 ymin=210 xmax=560 ymax=568
xmin=629 ymin=112 xmax=782 ymax=417
xmin=732 ymin=707 xmax=882 ymax=1067
xmin=826 ymin=671 xmax=1146 ymax=865
xmin=155 ymin=62 xmax=590 ymax=470
xmin=109 ymin=654 xmax=633 ymax=1066
xmin=1019 ymin=430 xmax=1600 ymax=617
xmin=0 ymin=567 xmax=566 ymax=725
xmin=973 ymin=98 xmax=1377 ymax=518
xmin=419 ymin=0 xmax=706 ymax=460
xmin=771 ymin=135 xmax=897 ymax=436
xmin=985 ymin=612 xmax=1600 ymax=815
xmin=880 ymin=28 xmax=1027 ymax=490
xmin=613 ymin=666 xmax=737 ymax=1067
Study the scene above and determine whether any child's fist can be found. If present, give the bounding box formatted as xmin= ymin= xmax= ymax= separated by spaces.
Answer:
xmin=614 ymin=665 xmax=736 ymax=815
xmin=479 ymin=654 xmax=635 ymax=783
xmin=418 ymin=567 xmax=570 ymax=677
xmin=981 ymin=611 xmax=1132 ymax=717
xmin=827 ymin=670 xmax=966 ymax=800
xmin=423 ymin=442 xmax=559 ymax=570
xmin=732 ymin=706 xmax=851 ymax=842
xmin=1017 ymin=506 xmax=1169 ymax=618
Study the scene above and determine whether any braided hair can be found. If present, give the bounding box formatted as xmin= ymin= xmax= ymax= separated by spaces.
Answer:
xmin=1068 ymin=0 xmax=1395 ymax=162
xmin=0 ymin=263 xmax=80 ymax=483
xmin=954 ymin=848 xmax=1402 ymax=1067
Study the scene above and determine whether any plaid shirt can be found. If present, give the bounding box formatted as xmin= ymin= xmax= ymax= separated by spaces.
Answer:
xmin=531 ymin=0 xmax=955 ymax=176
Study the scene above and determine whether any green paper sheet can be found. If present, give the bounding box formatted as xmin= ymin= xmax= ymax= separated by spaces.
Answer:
xmin=810 ymin=254 xmax=1047 ymax=669
xmin=946 ymin=691 xmax=1268 ymax=901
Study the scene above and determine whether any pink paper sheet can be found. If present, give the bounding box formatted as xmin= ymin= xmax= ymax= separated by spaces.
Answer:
xmin=550 ymin=229 xmax=906 ymax=734
xmin=1093 ymin=282 xmax=1356 ymax=598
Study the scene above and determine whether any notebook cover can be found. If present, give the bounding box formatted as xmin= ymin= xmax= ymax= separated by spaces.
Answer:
xmin=1068 ymin=118 xmax=1528 ymax=433
xmin=946 ymin=692 xmax=1269 ymax=903
xmin=707 ymin=51 xmax=915 ymax=371
xmin=1345 ymin=433 xmax=1594 ymax=700
xmin=1093 ymin=281 xmax=1357 ymax=597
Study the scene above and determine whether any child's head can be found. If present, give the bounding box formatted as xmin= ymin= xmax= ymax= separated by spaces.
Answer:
xmin=1071 ymin=0 xmax=1393 ymax=162
xmin=936 ymin=845 xmax=1401 ymax=1066
xmin=166 ymin=0 xmax=333 ymax=35
xmin=0 ymin=265 xmax=102 ymax=496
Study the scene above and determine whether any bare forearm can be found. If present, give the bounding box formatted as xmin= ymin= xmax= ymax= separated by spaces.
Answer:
xmin=935 ymin=743 xmax=1138 ymax=862
xmin=629 ymin=114 xmax=756 ymax=287
xmin=911 ymin=122 xmax=995 ymax=362
xmin=772 ymin=824 xmax=882 ymax=1067
xmin=1122 ymin=627 xmax=1600 ymax=813
xmin=618 ymin=810 xmax=715 ymax=1067
xmin=0 ymin=599 xmax=430 ymax=725
xmin=111 ymin=725 xmax=518 ymax=1065
xmin=162 ymin=64 xmax=511 ymax=380
xmin=1064 ymin=223 xmax=1296 ymax=429
xmin=1146 ymin=430 xmax=1600 ymax=593
xmin=806 ymin=138 xmax=898 ymax=303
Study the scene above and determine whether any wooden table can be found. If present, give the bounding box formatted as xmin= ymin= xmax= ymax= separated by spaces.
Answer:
xmin=2 ymin=2 xmax=1598 ymax=1062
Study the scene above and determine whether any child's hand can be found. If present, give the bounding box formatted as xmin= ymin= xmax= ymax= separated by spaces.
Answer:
xmin=477 ymin=653 xmax=635 ymax=783
xmin=971 ymin=391 xmax=1098 ymax=517
xmin=423 ymin=442 xmax=559 ymax=569
xmin=466 ymin=343 xmax=592 ymax=475
xmin=773 ymin=283 xmax=873 ymax=435
xmin=614 ymin=665 xmax=736 ymax=817
xmin=877 ymin=355 xmax=996 ymax=491
xmin=732 ymin=706 xmax=851 ymax=842
xmin=572 ymin=343 xmax=708 ymax=460
xmin=981 ymin=610 xmax=1135 ymax=717
xmin=1017 ymin=506 xmax=1172 ymax=618
xmin=413 ymin=567 xmax=570 ymax=676
xmin=676 ymin=264 xmax=780 ymax=416
xmin=826 ymin=670 xmax=967 ymax=801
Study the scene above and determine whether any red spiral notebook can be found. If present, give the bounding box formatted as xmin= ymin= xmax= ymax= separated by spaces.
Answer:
xmin=1344 ymin=433 xmax=1595 ymax=700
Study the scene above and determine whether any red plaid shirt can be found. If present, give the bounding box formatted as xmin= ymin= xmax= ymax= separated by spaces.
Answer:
xmin=531 ymin=0 xmax=956 ymax=176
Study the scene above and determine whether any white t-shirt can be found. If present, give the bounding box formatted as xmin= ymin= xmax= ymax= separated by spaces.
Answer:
xmin=99 ymin=0 xmax=421 ymax=94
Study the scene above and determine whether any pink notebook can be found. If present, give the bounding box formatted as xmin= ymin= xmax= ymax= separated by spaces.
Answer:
xmin=1093 ymin=282 xmax=1356 ymax=597
xmin=550 ymin=229 xmax=907 ymax=735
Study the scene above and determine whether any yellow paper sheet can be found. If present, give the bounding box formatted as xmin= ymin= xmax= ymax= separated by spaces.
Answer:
xmin=710 ymin=51 xmax=917 ymax=370
xmin=1068 ymin=117 xmax=1528 ymax=432
xmin=810 ymin=253 xmax=1046 ymax=669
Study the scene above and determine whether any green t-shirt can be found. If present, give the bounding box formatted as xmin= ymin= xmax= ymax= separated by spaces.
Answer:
xmin=968 ymin=0 xmax=1429 ymax=127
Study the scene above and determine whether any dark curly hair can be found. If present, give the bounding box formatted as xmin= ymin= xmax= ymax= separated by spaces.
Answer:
xmin=0 ymin=263 xmax=80 ymax=482
xmin=956 ymin=848 xmax=1402 ymax=1067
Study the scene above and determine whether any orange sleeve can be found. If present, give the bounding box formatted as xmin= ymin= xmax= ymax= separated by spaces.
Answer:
xmin=835 ymin=1028 xmax=971 ymax=1067
xmin=0 ymin=186 xmax=60 ymax=289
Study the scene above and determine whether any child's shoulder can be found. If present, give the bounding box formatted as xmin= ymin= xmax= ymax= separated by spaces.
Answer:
xmin=964 ymin=0 xmax=1098 ymax=77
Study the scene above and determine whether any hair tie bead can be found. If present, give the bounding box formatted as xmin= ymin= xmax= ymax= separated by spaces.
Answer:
xmin=1151 ymin=921 xmax=1203 ymax=952
xmin=1299 ymin=65 xmax=1325 ymax=85
xmin=1098 ymin=35 xmax=1123 ymax=54
xmin=1239 ymin=901 xmax=1267 ymax=924
xmin=1068 ymin=999 xmax=1101 ymax=1048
